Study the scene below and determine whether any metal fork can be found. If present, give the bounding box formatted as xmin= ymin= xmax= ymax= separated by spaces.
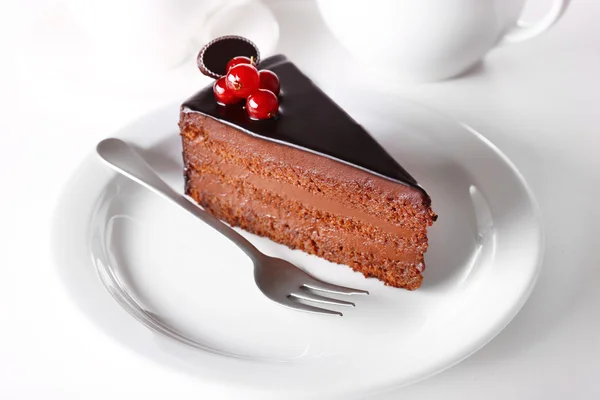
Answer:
xmin=96 ymin=138 xmax=368 ymax=316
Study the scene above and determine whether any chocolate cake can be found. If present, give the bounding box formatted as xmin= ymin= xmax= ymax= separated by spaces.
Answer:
xmin=179 ymin=40 xmax=436 ymax=290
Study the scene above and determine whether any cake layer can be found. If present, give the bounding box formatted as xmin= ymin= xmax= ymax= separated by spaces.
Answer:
xmin=186 ymin=168 xmax=424 ymax=289
xmin=180 ymin=112 xmax=435 ymax=289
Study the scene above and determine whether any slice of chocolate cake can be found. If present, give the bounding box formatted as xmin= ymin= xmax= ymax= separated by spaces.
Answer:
xmin=179 ymin=41 xmax=435 ymax=290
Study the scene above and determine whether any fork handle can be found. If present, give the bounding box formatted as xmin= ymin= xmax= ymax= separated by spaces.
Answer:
xmin=96 ymin=138 xmax=264 ymax=262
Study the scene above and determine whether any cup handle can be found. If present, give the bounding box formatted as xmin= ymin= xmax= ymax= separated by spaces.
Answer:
xmin=500 ymin=0 xmax=571 ymax=44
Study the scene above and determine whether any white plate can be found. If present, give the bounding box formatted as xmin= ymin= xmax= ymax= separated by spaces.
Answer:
xmin=52 ymin=90 xmax=543 ymax=398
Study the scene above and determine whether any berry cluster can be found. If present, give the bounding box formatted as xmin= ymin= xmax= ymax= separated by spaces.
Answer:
xmin=212 ymin=56 xmax=280 ymax=120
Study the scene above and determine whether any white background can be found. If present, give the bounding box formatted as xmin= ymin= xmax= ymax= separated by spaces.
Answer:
xmin=2 ymin=0 xmax=600 ymax=398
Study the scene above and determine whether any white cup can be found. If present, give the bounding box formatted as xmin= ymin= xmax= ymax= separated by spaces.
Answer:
xmin=316 ymin=0 xmax=570 ymax=82
xmin=66 ymin=0 xmax=279 ymax=73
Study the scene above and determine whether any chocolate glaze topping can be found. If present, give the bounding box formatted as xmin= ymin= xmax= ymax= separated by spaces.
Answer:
xmin=183 ymin=54 xmax=427 ymax=194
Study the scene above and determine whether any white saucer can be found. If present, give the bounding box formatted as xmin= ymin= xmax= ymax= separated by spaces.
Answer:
xmin=52 ymin=90 xmax=543 ymax=398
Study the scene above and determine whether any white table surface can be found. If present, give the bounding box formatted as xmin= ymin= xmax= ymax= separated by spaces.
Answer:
xmin=2 ymin=0 xmax=600 ymax=398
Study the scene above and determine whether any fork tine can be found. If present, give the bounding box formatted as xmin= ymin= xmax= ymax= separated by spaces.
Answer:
xmin=284 ymin=296 xmax=343 ymax=316
xmin=290 ymin=290 xmax=355 ymax=307
xmin=302 ymin=277 xmax=369 ymax=296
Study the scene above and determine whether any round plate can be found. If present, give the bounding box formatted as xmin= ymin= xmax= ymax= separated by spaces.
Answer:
xmin=52 ymin=91 xmax=543 ymax=398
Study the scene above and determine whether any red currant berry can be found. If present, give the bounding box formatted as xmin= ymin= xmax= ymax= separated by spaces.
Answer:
xmin=226 ymin=64 xmax=260 ymax=98
xmin=213 ymin=76 xmax=240 ymax=105
xmin=246 ymin=89 xmax=279 ymax=120
xmin=226 ymin=56 xmax=253 ymax=72
xmin=258 ymin=70 xmax=280 ymax=95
